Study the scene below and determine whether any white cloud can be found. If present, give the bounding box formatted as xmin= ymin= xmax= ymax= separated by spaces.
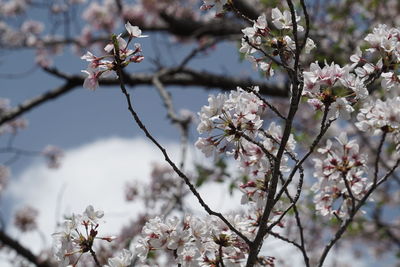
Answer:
xmin=4 ymin=137 xmax=185 ymax=253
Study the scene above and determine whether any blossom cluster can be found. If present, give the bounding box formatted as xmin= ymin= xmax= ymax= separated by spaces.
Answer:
xmin=240 ymin=8 xmax=315 ymax=77
xmin=356 ymin=97 xmax=400 ymax=149
xmin=235 ymin=121 xmax=296 ymax=223
xmin=344 ymin=24 xmax=400 ymax=149
xmin=0 ymin=0 xmax=29 ymax=16
xmin=83 ymin=0 xmax=120 ymax=32
xmin=302 ymin=61 xmax=369 ymax=119
xmin=105 ymin=249 xmax=133 ymax=267
xmin=0 ymin=98 xmax=27 ymax=135
xmin=135 ymin=214 xmax=265 ymax=266
xmin=348 ymin=24 xmax=400 ymax=94
xmin=195 ymin=86 xmax=266 ymax=158
xmin=14 ymin=205 xmax=39 ymax=232
xmin=195 ymin=87 xmax=295 ymax=178
xmin=81 ymin=22 xmax=146 ymax=90
xmin=301 ymin=24 xmax=400 ymax=120
xmin=311 ymin=133 xmax=370 ymax=218
xmin=42 ymin=145 xmax=64 ymax=169
xmin=53 ymin=205 xmax=118 ymax=266
xmin=195 ymin=87 xmax=294 ymax=227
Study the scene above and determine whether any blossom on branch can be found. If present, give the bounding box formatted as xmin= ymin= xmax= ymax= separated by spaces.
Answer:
xmin=356 ymin=97 xmax=400 ymax=149
xmin=200 ymin=0 xmax=228 ymax=16
xmin=136 ymin=214 xmax=256 ymax=266
xmin=53 ymin=205 xmax=116 ymax=266
xmin=271 ymin=7 xmax=304 ymax=32
xmin=80 ymin=23 xmax=146 ymax=90
xmin=303 ymin=61 xmax=367 ymax=119
xmin=312 ymin=133 xmax=370 ymax=218
xmin=125 ymin=22 xmax=148 ymax=38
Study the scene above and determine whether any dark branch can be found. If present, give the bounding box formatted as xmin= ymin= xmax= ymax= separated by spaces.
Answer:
xmin=0 ymin=230 xmax=52 ymax=267
xmin=0 ymin=68 xmax=287 ymax=127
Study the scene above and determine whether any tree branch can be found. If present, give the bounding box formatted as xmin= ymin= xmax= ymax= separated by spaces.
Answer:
xmin=0 ymin=68 xmax=287 ymax=127
xmin=0 ymin=230 xmax=52 ymax=267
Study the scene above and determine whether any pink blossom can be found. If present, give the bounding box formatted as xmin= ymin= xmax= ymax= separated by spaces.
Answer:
xmin=125 ymin=22 xmax=148 ymax=38
xmin=200 ymin=0 xmax=227 ymax=15
xmin=82 ymin=69 xmax=100 ymax=90
xmin=42 ymin=145 xmax=63 ymax=168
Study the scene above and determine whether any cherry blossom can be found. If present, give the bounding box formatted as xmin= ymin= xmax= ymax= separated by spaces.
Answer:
xmin=136 ymin=214 xmax=255 ymax=266
xmin=14 ymin=206 xmax=38 ymax=232
xmin=200 ymin=0 xmax=228 ymax=15
xmin=195 ymin=87 xmax=266 ymax=159
xmin=105 ymin=249 xmax=133 ymax=267
xmin=82 ymin=0 xmax=118 ymax=31
xmin=82 ymin=69 xmax=101 ymax=90
xmin=305 ymin=37 xmax=316 ymax=53
xmin=53 ymin=205 xmax=115 ymax=266
xmin=42 ymin=145 xmax=64 ymax=168
xmin=125 ymin=22 xmax=148 ymax=38
xmin=312 ymin=133 xmax=370 ymax=218
xmin=302 ymin=61 xmax=369 ymax=119
xmin=364 ymin=24 xmax=400 ymax=56
xmin=80 ymin=23 xmax=145 ymax=91
xmin=83 ymin=204 xmax=104 ymax=223
xmin=271 ymin=7 xmax=304 ymax=32
xmin=381 ymin=72 xmax=400 ymax=90
xmin=356 ymin=97 xmax=400 ymax=149
xmin=0 ymin=98 xmax=28 ymax=135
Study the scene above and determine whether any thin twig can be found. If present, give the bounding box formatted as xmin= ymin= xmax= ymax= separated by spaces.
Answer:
xmin=175 ymin=39 xmax=220 ymax=71
xmin=90 ymin=248 xmax=101 ymax=267
xmin=242 ymin=87 xmax=286 ymax=120
xmin=373 ymin=132 xmax=387 ymax=185
xmin=243 ymin=36 xmax=294 ymax=73
xmin=269 ymin=231 xmax=302 ymax=250
xmin=317 ymin=158 xmax=400 ymax=267
xmin=274 ymin=106 xmax=333 ymax=207
xmin=0 ymin=80 xmax=80 ymax=126
xmin=341 ymin=172 xmax=356 ymax=212
xmin=299 ymin=0 xmax=311 ymax=52
xmin=113 ymin=46 xmax=251 ymax=246
xmin=352 ymin=124 xmax=400 ymax=185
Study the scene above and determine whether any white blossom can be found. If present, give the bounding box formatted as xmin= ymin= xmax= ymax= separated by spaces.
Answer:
xmin=271 ymin=7 xmax=304 ymax=31
xmin=105 ymin=249 xmax=133 ymax=267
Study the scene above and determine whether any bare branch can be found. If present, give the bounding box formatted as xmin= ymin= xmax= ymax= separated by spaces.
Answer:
xmin=0 ymin=79 xmax=80 ymax=126
xmin=299 ymin=0 xmax=311 ymax=51
xmin=242 ymin=87 xmax=287 ymax=120
xmin=269 ymin=231 xmax=303 ymax=251
xmin=0 ymin=68 xmax=287 ymax=127
xmin=373 ymin=132 xmax=387 ymax=185
xmin=0 ymin=230 xmax=52 ymax=267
